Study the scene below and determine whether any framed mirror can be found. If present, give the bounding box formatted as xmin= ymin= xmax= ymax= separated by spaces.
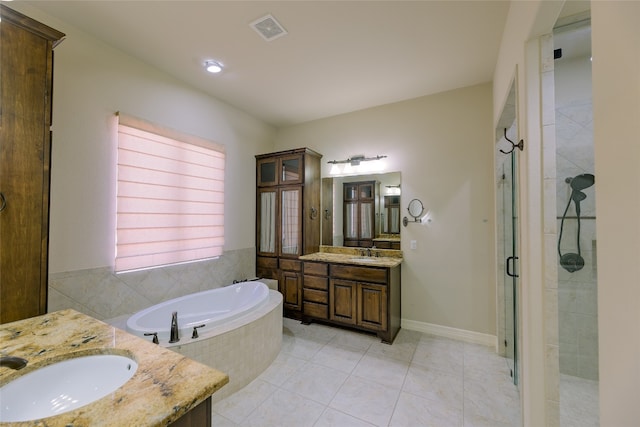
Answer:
xmin=322 ymin=172 xmax=401 ymax=249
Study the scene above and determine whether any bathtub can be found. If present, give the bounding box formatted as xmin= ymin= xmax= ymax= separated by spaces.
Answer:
xmin=126 ymin=281 xmax=270 ymax=343
xmin=123 ymin=281 xmax=283 ymax=402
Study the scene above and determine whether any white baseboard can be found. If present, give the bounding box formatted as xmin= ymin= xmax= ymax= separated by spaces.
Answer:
xmin=401 ymin=318 xmax=497 ymax=349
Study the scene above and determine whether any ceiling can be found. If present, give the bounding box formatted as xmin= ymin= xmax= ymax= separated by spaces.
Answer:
xmin=24 ymin=1 xmax=513 ymax=128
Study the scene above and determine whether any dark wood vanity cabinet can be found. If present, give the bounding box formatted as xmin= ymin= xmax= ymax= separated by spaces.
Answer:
xmin=302 ymin=261 xmax=401 ymax=343
xmin=256 ymin=148 xmax=322 ymax=319
xmin=0 ymin=6 xmax=64 ymax=324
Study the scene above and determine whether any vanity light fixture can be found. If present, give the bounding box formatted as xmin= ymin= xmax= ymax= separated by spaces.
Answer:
xmin=328 ymin=155 xmax=387 ymax=175
xmin=327 ymin=155 xmax=387 ymax=166
xmin=204 ymin=60 xmax=223 ymax=74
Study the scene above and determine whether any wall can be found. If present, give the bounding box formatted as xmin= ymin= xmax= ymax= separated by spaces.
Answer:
xmin=274 ymin=84 xmax=497 ymax=340
xmin=592 ymin=2 xmax=640 ymax=425
xmin=9 ymin=3 xmax=276 ymax=320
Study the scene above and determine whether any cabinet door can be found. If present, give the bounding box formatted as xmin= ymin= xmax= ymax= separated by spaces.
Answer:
xmin=280 ymin=187 xmax=302 ymax=256
xmin=281 ymin=270 xmax=302 ymax=311
xmin=257 ymin=158 xmax=278 ymax=187
xmin=359 ymin=201 xmax=374 ymax=240
xmin=1 ymin=13 xmax=62 ymax=323
xmin=357 ymin=283 xmax=387 ymax=331
xmin=330 ymin=279 xmax=357 ymax=324
xmin=257 ymin=189 xmax=278 ymax=256
xmin=280 ymin=154 xmax=303 ymax=185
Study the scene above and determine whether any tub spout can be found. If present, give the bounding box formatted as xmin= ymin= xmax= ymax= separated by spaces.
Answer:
xmin=169 ymin=311 xmax=180 ymax=343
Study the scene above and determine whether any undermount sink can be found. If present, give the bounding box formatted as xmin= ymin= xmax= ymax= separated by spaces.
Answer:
xmin=0 ymin=354 xmax=137 ymax=422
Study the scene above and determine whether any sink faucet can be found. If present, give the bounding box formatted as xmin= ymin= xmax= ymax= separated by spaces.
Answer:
xmin=0 ymin=356 xmax=28 ymax=370
xmin=169 ymin=311 xmax=180 ymax=343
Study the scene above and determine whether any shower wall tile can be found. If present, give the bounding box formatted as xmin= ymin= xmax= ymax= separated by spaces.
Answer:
xmin=48 ymin=248 xmax=256 ymax=321
xmin=546 ymin=344 xmax=560 ymax=402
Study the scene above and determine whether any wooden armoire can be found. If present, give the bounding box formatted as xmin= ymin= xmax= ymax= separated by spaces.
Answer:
xmin=0 ymin=6 xmax=65 ymax=323
xmin=255 ymin=148 xmax=322 ymax=319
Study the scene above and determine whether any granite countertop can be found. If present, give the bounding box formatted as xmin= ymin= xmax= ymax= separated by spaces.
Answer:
xmin=0 ymin=309 xmax=228 ymax=426
xmin=299 ymin=251 xmax=403 ymax=268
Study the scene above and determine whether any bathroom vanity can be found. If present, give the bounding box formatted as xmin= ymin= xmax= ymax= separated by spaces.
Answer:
xmin=299 ymin=247 xmax=402 ymax=343
xmin=0 ymin=309 xmax=228 ymax=426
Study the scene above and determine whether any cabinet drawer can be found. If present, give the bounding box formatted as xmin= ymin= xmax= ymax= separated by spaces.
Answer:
xmin=303 ymin=302 xmax=328 ymax=319
xmin=331 ymin=264 xmax=387 ymax=284
xmin=304 ymin=288 xmax=328 ymax=304
xmin=280 ymin=259 xmax=302 ymax=271
xmin=257 ymin=256 xmax=278 ymax=269
xmin=304 ymin=262 xmax=328 ymax=276
xmin=303 ymin=275 xmax=328 ymax=291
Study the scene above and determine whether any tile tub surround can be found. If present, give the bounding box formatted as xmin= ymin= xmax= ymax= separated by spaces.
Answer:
xmin=0 ymin=309 xmax=228 ymax=426
xmin=163 ymin=291 xmax=283 ymax=403
xmin=212 ymin=318 xmax=521 ymax=427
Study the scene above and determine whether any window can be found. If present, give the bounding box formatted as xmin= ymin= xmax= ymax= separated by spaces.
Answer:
xmin=115 ymin=113 xmax=225 ymax=272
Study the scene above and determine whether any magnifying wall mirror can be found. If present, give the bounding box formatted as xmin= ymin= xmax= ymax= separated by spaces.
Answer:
xmin=403 ymin=198 xmax=425 ymax=227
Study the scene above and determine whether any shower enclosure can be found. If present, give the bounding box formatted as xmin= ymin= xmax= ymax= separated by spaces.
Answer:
xmin=553 ymin=15 xmax=599 ymax=426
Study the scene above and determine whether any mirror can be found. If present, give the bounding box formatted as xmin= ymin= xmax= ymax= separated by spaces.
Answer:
xmin=322 ymin=172 xmax=401 ymax=249
xmin=407 ymin=199 xmax=424 ymax=218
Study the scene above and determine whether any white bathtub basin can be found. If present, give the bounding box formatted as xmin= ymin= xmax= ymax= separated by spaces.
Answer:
xmin=0 ymin=354 xmax=137 ymax=422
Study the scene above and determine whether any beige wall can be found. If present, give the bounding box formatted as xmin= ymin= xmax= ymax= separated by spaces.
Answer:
xmin=274 ymin=84 xmax=497 ymax=338
xmin=592 ymin=2 xmax=640 ymax=425
xmin=9 ymin=4 xmax=276 ymax=275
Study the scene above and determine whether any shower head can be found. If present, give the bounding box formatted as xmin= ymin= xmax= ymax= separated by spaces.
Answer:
xmin=568 ymin=173 xmax=595 ymax=191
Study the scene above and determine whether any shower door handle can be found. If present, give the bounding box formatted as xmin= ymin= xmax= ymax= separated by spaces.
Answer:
xmin=506 ymin=256 xmax=519 ymax=278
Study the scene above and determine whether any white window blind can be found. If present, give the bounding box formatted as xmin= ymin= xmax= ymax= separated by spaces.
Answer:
xmin=115 ymin=113 xmax=225 ymax=272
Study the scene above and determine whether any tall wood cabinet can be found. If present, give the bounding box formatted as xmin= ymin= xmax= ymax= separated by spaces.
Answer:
xmin=343 ymin=181 xmax=377 ymax=248
xmin=256 ymin=148 xmax=322 ymax=318
xmin=0 ymin=6 xmax=65 ymax=324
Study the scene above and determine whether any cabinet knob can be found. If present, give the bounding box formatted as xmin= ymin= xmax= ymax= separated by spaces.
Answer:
xmin=309 ymin=207 xmax=318 ymax=219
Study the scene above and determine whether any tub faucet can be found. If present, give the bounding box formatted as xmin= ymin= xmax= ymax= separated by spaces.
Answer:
xmin=169 ymin=311 xmax=180 ymax=343
xmin=0 ymin=356 xmax=28 ymax=370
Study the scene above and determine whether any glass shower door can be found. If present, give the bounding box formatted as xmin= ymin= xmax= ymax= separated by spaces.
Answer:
xmin=500 ymin=139 xmax=519 ymax=386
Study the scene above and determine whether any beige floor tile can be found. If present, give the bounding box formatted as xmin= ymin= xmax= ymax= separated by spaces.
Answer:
xmin=329 ymin=375 xmax=400 ymax=427
xmin=352 ymin=352 xmax=409 ymax=389
xmin=313 ymin=408 xmax=376 ymax=427
xmin=311 ymin=342 xmax=367 ymax=373
xmin=402 ymin=364 xmax=463 ymax=410
xmin=281 ymin=362 xmax=349 ymax=404
xmin=213 ymin=379 xmax=277 ymax=424
xmin=389 ymin=391 xmax=462 ymax=427
xmin=242 ymin=388 xmax=324 ymax=427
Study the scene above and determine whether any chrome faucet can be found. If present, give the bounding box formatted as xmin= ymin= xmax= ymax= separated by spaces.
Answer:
xmin=169 ymin=311 xmax=180 ymax=343
xmin=0 ymin=356 xmax=28 ymax=370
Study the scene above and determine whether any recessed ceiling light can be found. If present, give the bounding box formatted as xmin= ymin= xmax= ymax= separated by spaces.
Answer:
xmin=204 ymin=60 xmax=223 ymax=74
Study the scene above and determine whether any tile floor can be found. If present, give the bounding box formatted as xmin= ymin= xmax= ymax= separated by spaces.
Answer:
xmin=560 ymin=374 xmax=599 ymax=427
xmin=211 ymin=319 xmax=521 ymax=427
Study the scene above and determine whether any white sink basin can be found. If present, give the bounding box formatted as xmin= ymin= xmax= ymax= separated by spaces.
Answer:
xmin=0 ymin=354 xmax=137 ymax=422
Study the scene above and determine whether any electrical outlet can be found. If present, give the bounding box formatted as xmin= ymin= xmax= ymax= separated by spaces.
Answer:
xmin=410 ymin=240 xmax=417 ymax=250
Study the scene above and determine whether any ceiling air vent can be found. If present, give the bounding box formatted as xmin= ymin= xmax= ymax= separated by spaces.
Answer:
xmin=250 ymin=14 xmax=288 ymax=42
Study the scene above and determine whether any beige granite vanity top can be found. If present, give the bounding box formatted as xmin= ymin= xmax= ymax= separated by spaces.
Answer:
xmin=0 ymin=309 xmax=228 ymax=427
xmin=299 ymin=245 xmax=403 ymax=268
